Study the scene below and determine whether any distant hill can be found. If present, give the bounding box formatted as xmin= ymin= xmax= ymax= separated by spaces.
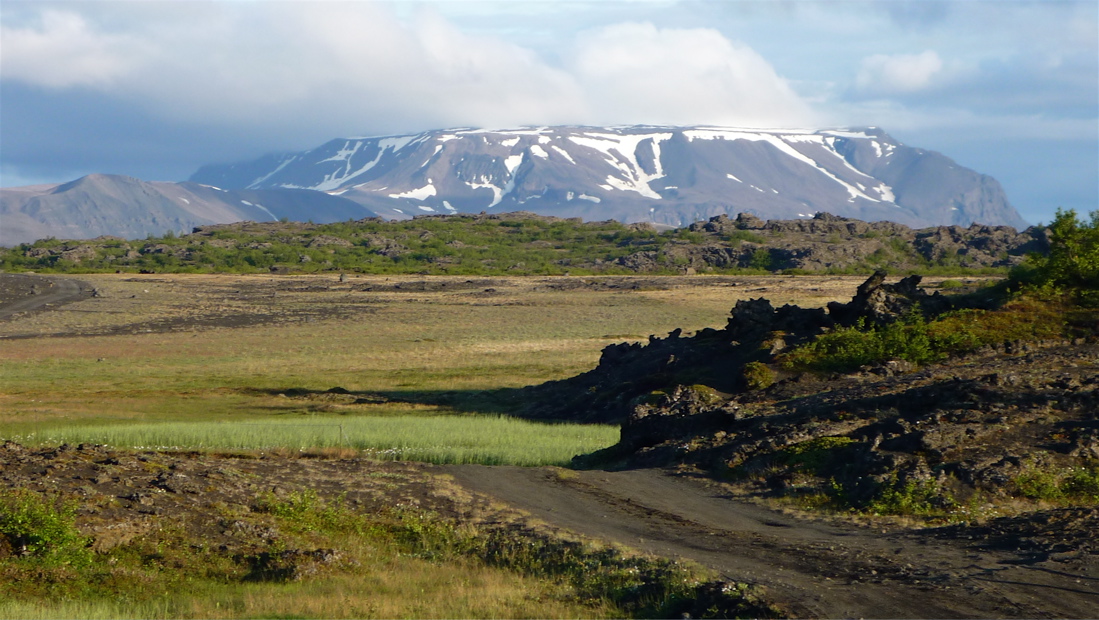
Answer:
xmin=192 ymin=125 xmax=1028 ymax=229
xmin=0 ymin=174 xmax=376 ymax=246
xmin=0 ymin=211 xmax=1045 ymax=276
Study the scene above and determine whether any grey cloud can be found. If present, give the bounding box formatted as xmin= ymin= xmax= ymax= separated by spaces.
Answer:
xmin=883 ymin=1 xmax=951 ymax=29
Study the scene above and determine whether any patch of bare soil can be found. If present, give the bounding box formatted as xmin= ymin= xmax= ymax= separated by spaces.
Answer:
xmin=0 ymin=443 xmax=460 ymax=558
xmin=0 ymin=273 xmax=90 ymax=321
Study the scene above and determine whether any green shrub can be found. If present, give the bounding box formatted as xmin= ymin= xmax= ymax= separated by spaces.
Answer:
xmin=781 ymin=298 xmax=1067 ymax=374
xmin=748 ymin=248 xmax=774 ymax=271
xmin=741 ymin=362 xmax=775 ymax=390
xmin=0 ymin=489 xmax=91 ymax=566
xmin=1063 ymin=467 xmax=1099 ymax=501
xmin=1012 ymin=208 xmax=1099 ymax=303
xmin=777 ymin=436 xmax=855 ymax=474
xmin=1013 ymin=459 xmax=1099 ymax=503
xmin=864 ymin=478 xmax=946 ymax=516
xmin=779 ymin=315 xmax=938 ymax=372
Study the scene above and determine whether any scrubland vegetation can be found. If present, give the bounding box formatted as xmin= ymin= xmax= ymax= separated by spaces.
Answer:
xmin=1 ymin=210 xmax=1095 ymax=618
xmin=0 ymin=211 xmax=1029 ymax=276
xmin=0 ymin=476 xmax=772 ymax=619
xmin=781 ymin=209 xmax=1098 ymax=375
xmin=1 ymin=216 xmax=696 ymax=275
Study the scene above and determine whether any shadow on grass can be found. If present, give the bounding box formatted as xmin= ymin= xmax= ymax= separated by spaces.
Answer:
xmin=243 ymin=385 xmax=597 ymax=424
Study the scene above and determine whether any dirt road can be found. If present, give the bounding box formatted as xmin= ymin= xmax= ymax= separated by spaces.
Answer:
xmin=0 ymin=273 xmax=88 ymax=320
xmin=444 ymin=465 xmax=1098 ymax=618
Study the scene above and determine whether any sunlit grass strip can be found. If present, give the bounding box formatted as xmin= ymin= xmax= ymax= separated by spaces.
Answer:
xmin=8 ymin=415 xmax=618 ymax=467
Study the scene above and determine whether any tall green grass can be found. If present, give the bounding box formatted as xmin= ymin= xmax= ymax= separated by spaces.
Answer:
xmin=6 ymin=415 xmax=618 ymax=466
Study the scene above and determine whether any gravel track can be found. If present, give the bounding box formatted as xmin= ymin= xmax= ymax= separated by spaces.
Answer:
xmin=444 ymin=465 xmax=1099 ymax=618
xmin=0 ymin=273 xmax=89 ymax=320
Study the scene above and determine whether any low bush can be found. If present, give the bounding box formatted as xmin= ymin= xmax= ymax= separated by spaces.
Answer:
xmin=741 ymin=362 xmax=775 ymax=390
xmin=1013 ymin=459 xmax=1099 ymax=503
xmin=779 ymin=314 xmax=938 ymax=372
xmin=780 ymin=297 xmax=1067 ymax=373
xmin=777 ymin=437 xmax=856 ymax=474
xmin=1011 ymin=208 xmax=1099 ymax=304
xmin=863 ymin=477 xmax=949 ymax=516
xmin=0 ymin=489 xmax=91 ymax=566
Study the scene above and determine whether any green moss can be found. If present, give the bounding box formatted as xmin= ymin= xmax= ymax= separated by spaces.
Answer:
xmin=741 ymin=362 xmax=775 ymax=390
xmin=777 ymin=437 xmax=855 ymax=474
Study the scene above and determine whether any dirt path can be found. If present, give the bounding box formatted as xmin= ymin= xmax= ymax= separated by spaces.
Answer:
xmin=444 ymin=465 xmax=1098 ymax=618
xmin=0 ymin=273 xmax=88 ymax=320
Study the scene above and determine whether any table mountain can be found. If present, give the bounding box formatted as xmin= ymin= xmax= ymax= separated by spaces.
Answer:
xmin=191 ymin=125 xmax=1028 ymax=229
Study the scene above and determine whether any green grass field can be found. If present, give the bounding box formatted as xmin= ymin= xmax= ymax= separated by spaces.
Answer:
xmin=11 ymin=415 xmax=618 ymax=466
xmin=3 ymin=273 xmax=823 ymax=464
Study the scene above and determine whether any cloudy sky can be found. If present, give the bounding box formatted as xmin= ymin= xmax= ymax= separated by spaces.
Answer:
xmin=1 ymin=0 xmax=1095 ymax=225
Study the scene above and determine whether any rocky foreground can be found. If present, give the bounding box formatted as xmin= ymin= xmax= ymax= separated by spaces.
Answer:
xmin=523 ymin=273 xmax=1098 ymax=541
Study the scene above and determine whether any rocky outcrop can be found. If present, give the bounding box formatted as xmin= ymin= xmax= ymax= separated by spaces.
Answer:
xmin=522 ymin=270 xmax=960 ymax=425
xmin=526 ymin=270 xmax=1097 ymax=519
xmin=658 ymin=212 xmax=1048 ymax=273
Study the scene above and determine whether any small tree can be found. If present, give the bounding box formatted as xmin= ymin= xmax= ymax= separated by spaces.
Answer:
xmin=1014 ymin=209 xmax=1099 ymax=302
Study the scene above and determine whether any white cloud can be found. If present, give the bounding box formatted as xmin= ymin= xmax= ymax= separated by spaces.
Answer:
xmin=0 ymin=4 xmax=812 ymax=138
xmin=0 ymin=10 xmax=146 ymax=88
xmin=856 ymin=50 xmax=944 ymax=94
xmin=572 ymin=22 xmax=816 ymax=127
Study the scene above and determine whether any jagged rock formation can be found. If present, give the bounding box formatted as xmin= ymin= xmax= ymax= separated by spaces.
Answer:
xmin=523 ymin=272 xmax=1098 ymax=520
xmin=521 ymin=271 xmax=961 ymax=425
xmin=643 ymin=212 xmax=1046 ymax=273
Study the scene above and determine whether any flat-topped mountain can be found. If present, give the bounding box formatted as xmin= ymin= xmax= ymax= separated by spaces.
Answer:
xmin=0 ymin=174 xmax=375 ymax=246
xmin=192 ymin=125 xmax=1027 ymax=229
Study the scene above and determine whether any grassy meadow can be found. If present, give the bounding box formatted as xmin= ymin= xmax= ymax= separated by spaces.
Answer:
xmin=1 ymin=274 xmax=816 ymax=619
xmin=0 ymin=272 xmax=877 ymax=461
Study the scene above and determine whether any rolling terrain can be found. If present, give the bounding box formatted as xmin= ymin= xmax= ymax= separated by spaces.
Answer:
xmin=0 ymin=271 xmax=1095 ymax=617
xmin=1 ymin=211 xmax=1046 ymax=276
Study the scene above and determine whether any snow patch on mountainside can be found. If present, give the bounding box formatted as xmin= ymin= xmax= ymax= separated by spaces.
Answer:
xmin=685 ymin=129 xmax=886 ymax=203
xmin=388 ymin=183 xmax=437 ymax=200
xmin=249 ymin=155 xmax=298 ymax=189
xmin=567 ymin=132 xmax=670 ymax=199
xmin=185 ymin=125 xmax=1027 ymax=230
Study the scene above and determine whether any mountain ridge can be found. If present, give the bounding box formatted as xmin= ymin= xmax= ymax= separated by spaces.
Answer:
xmin=0 ymin=174 xmax=376 ymax=246
xmin=191 ymin=125 xmax=1028 ymax=230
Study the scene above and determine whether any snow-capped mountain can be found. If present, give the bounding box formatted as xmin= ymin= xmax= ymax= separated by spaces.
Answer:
xmin=191 ymin=125 xmax=1027 ymax=229
xmin=0 ymin=174 xmax=375 ymax=246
